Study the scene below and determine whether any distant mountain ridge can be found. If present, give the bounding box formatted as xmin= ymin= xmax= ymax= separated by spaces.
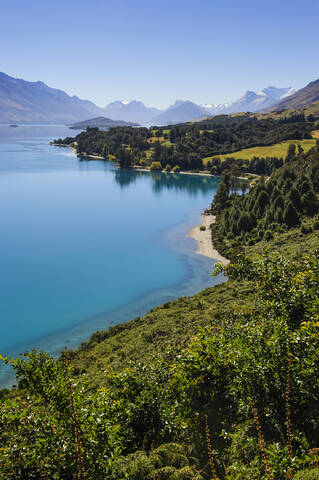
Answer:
xmin=270 ymin=79 xmax=319 ymax=111
xmin=0 ymin=72 xmax=103 ymax=123
xmin=0 ymin=71 xmax=304 ymax=125
xmin=102 ymin=100 xmax=161 ymax=124
xmin=150 ymin=100 xmax=210 ymax=125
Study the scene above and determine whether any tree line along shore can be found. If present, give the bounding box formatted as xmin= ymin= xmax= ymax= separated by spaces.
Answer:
xmin=52 ymin=110 xmax=318 ymax=177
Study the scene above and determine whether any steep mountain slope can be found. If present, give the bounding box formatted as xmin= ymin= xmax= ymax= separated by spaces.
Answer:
xmin=151 ymin=100 xmax=210 ymax=125
xmin=271 ymin=79 xmax=319 ymax=111
xmin=0 ymin=72 xmax=104 ymax=123
xmin=102 ymin=100 xmax=161 ymax=124
xmin=203 ymin=86 xmax=294 ymax=114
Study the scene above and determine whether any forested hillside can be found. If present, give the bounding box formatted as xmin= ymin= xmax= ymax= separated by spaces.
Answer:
xmin=56 ymin=113 xmax=316 ymax=173
xmin=1 ymin=142 xmax=319 ymax=479
xmin=211 ymin=141 xmax=319 ymax=258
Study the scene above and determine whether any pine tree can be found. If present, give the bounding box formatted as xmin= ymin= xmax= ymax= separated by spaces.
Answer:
xmin=299 ymin=179 xmax=311 ymax=195
xmin=212 ymin=177 xmax=229 ymax=212
xmin=275 ymin=208 xmax=284 ymax=224
xmin=237 ymin=213 xmax=251 ymax=233
xmin=286 ymin=143 xmax=296 ymax=163
xmin=283 ymin=201 xmax=299 ymax=226
xmin=301 ymin=190 xmax=319 ymax=215
xmin=257 ymin=190 xmax=270 ymax=213
xmin=273 ymin=195 xmax=284 ymax=211
xmin=289 ymin=187 xmax=302 ymax=211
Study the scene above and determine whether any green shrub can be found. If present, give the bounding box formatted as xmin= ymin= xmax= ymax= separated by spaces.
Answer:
xmin=111 ymin=444 xmax=203 ymax=480
xmin=164 ymin=164 xmax=171 ymax=171
xmin=172 ymin=165 xmax=180 ymax=173
xmin=150 ymin=161 xmax=162 ymax=171
xmin=301 ymin=224 xmax=313 ymax=234
xmin=264 ymin=230 xmax=274 ymax=240
xmin=293 ymin=468 xmax=319 ymax=480
xmin=312 ymin=220 xmax=319 ymax=230
xmin=199 ymin=225 xmax=206 ymax=231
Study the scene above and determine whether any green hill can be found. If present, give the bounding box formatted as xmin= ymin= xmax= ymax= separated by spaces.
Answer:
xmin=69 ymin=116 xmax=139 ymax=130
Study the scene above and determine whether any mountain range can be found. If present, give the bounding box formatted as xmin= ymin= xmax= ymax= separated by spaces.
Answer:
xmin=0 ymin=71 xmax=316 ymax=126
xmin=102 ymin=100 xmax=161 ymax=124
xmin=202 ymin=86 xmax=295 ymax=115
xmin=150 ymin=100 xmax=211 ymax=125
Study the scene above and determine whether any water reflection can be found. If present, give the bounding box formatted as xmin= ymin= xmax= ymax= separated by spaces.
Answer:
xmin=77 ymin=155 xmax=219 ymax=195
xmin=112 ymin=168 xmax=219 ymax=195
xmin=147 ymin=171 xmax=219 ymax=196
xmin=103 ymin=163 xmax=219 ymax=195
xmin=113 ymin=168 xmax=141 ymax=188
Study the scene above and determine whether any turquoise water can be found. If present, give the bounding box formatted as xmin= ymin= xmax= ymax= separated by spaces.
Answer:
xmin=0 ymin=125 xmax=220 ymax=386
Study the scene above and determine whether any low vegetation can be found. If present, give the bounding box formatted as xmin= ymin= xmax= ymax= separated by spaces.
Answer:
xmin=1 ymin=246 xmax=319 ymax=479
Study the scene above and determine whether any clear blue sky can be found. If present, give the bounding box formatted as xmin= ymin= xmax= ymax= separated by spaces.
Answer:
xmin=1 ymin=0 xmax=318 ymax=108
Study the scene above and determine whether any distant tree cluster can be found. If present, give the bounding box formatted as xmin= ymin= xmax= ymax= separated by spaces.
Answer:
xmin=57 ymin=114 xmax=315 ymax=172
xmin=208 ymin=155 xmax=285 ymax=176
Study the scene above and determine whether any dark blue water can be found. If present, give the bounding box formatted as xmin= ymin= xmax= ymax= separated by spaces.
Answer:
xmin=0 ymin=125 xmax=220 ymax=386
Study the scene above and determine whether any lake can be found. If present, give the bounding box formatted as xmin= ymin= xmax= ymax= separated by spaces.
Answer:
xmin=0 ymin=125 xmax=220 ymax=386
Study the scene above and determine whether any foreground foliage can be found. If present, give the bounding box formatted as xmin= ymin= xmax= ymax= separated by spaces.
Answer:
xmin=1 ymin=250 xmax=319 ymax=479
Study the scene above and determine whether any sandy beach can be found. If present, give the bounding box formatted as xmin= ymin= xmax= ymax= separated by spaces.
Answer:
xmin=188 ymin=214 xmax=229 ymax=265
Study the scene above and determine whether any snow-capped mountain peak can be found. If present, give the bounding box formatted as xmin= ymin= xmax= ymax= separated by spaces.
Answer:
xmin=203 ymin=86 xmax=295 ymax=115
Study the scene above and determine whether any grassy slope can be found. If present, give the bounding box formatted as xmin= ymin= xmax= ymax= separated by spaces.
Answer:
xmin=68 ymin=226 xmax=319 ymax=385
xmin=246 ymin=225 xmax=319 ymax=258
xmin=202 ymin=139 xmax=316 ymax=164
xmin=255 ymin=100 xmax=319 ymax=120
xmin=68 ymin=279 xmax=254 ymax=384
xmin=148 ymin=136 xmax=172 ymax=147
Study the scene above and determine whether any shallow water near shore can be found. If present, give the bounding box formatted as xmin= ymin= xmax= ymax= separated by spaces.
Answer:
xmin=0 ymin=125 xmax=220 ymax=386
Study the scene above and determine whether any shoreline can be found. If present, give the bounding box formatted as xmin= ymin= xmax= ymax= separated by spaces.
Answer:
xmin=51 ymin=143 xmax=256 ymax=180
xmin=187 ymin=213 xmax=229 ymax=265
xmin=53 ymin=143 xmax=229 ymax=263
xmin=51 ymin=144 xmax=216 ymax=177
xmin=54 ymin=143 xmax=229 ymax=264
xmin=52 ymin=143 xmax=250 ymax=180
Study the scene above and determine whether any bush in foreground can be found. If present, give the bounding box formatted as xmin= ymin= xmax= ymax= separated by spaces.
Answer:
xmin=1 ymin=251 xmax=319 ymax=479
